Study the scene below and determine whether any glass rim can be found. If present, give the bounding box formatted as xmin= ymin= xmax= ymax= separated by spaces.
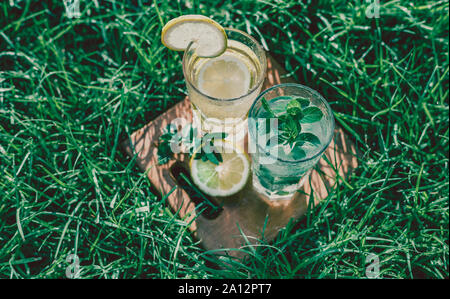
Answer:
xmin=248 ymin=83 xmax=335 ymax=164
xmin=182 ymin=27 xmax=267 ymax=102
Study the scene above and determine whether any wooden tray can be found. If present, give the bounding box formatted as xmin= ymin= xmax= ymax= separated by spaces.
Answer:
xmin=122 ymin=55 xmax=358 ymax=259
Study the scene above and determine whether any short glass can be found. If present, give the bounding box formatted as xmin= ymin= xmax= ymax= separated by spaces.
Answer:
xmin=248 ymin=83 xmax=335 ymax=200
xmin=182 ymin=28 xmax=267 ymax=139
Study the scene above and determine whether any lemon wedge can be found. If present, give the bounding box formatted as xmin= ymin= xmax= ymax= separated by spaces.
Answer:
xmin=190 ymin=141 xmax=249 ymax=197
xmin=197 ymin=55 xmax=251 ymax=98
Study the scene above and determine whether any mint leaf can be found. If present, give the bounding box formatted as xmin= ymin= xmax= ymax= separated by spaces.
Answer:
xmin=291 ymin=147 xmax=306 ymax=160
xmin=206 ymin=151 xmax=220 ymax=165
xmin=157 ymin=141 xmax=173 ymax=164
xmin=203 ymin=142 xmax=223 ymax=165
xmin=266 ymin=135 xmax=278 ymax=146
xmin=193 ymin=132 xmax=228 ymax=165
xmin=301 ymin=106 xmax=323 ymax=123
xmin=194 ymin=144 xmax=221 ymax=164
xmin=286 ymin=115 xmax=300 ymax=138
xmin=204 ymin=132 xmax=228 ymax=143
xmin=293 ymin=96 xmax=310 ymax=108
xmin=297 ymin=133 xmax=321 ymax=146
xmin=278 ymin=133 xmax=288 ymax=145
xmin=159 ymin=132 xmax=174 ymax=142
xmin=264 ymin=117 xmax=276 ymax=134
xmin=286 ymin=98 xmax=303 ymax=116
xmin=157 ymin=125 xmax=178 ymax=165
xmin=261 ymin=97 xmax=276 ymax=118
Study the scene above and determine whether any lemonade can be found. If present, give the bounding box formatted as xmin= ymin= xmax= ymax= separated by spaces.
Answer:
xmin=183 ymin=28 xmax=266 ymax=137
xmin=161 ymin=17 xmax=258 ymax=197
xmin=196 ymin=53 xmax=251 ymax=99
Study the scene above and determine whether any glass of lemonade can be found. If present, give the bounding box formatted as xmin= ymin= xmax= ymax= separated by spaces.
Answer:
xmin=248 ymin=83 xmax=335 ymax=200
xmin=182 ymin=28 xmax=266 ymax=139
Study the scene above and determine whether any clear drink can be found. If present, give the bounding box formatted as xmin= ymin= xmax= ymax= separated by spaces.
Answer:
xmin=248 ymin=83 xmax=335 ymax=200
xmin=183 ymin=28 xmax=266 ymax=138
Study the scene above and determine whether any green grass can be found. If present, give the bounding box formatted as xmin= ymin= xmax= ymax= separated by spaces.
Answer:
xmin=0 ymin=0 xmax=448 ymax=278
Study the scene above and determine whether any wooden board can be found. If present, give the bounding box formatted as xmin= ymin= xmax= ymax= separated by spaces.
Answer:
xmin=122 ymin=55 xmax=358 ymax=259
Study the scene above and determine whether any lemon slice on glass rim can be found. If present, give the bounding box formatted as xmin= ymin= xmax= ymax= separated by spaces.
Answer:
xmin=161 ymin=14 xmax=227 ymax=58
xmin=190 ymin=140 xmax=250 ymax=197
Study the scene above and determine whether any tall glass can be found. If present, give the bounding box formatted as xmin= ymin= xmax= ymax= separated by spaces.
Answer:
xmin=248 ymin=83 xmax=335 ymax=200
xmin=182 ymin=28 xmax=266 ymax=139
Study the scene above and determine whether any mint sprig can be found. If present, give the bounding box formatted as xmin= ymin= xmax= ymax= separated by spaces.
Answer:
xmin=193 ymin=132 xmax=228 ymax=165
xmin=261 ymin=95 xmax=323 ymax=149
xmin=157 ymin=125 xmax=178 ymax=164
xmin=157 ymin=125 xmax=227 ymax=165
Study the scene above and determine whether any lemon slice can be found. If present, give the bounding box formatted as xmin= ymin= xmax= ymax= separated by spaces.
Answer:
xmin=161 ymin=15 xmax=227 ymax=58
xmin=190 ymin=141 xmax=250 ymax=197
xmin=197 ymin=55 xmax=251 ymax=98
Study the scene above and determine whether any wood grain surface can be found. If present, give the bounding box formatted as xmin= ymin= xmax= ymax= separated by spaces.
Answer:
xmin=122 ymin=55 xmax=358 ymax=259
